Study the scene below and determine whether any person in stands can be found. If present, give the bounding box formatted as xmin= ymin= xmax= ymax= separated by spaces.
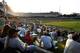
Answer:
xmin=17 ymin=24 xmax=26 ymax=42
xmin=40 ymin=31 xmax=54 ymax=51
xmin=64 ymin=32 xmax=80 ymax=53
xmin=24 ymin=31 xmax=33 ymax=45
xmin=2 ymin=21 xmax=11 ymax=37
xmin=0 ymin=28 xmax=37 ymax=53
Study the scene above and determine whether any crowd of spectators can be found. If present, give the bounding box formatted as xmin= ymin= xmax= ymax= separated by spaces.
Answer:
xmin=0 ymin=20 xmax=80 ymax=53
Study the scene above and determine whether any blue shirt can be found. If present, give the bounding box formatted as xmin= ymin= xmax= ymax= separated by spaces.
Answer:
xmin=0 ymin=37 xmax=37 ymax=52
xmin=18 ymin=27 xmax=26 ymax=37
xmin=41 ymin=36 xmax=52 ymax=49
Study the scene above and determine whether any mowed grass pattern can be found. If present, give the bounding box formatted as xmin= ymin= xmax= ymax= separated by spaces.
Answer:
xmin=42 ymin=19 xmax=80 ymax=32
xmin=41 ymin=19 xmax=80 ymax=53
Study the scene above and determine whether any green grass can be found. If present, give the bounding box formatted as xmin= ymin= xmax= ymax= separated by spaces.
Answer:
xmin=40 ymin=19 xmax=80 ymax=53
xmin=41 ymin=19 xmax=80 ymax=53
xmin=41 ymin=19 xmax=80 ymax=32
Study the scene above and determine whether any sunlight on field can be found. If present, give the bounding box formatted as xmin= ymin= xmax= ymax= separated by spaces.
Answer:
xmin=42 ymin=19 xmax=80 ymax=32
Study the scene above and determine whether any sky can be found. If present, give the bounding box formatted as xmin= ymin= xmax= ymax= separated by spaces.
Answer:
xmin=0 ymin=0 xmax=80 ymax=14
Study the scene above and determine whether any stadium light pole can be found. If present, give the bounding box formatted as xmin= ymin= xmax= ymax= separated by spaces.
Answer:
xmin=2 ymin=0 xmax=7 ymax=20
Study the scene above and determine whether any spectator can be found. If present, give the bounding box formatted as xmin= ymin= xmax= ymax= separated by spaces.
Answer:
xmin=37 ymin=27 xmax=41 ymax=34
xmin=2 ymin=21 xmax=11 ymax=37
xmin=17 ymin=25 xmax=26 ymax=37
xmin=64 ymin=32 xmax=80 ymax=53
xmin=40 ymin=31 xmax=54 ymax=51
xmin=0 ymin=28 xmax=37 ymax=53
xmin=49 ymin=29 xmax=57 ymax=47
xmin=17 ymin=25 xmax=26 ymax=42
xmin=49 ymin=29 xmax=57 ymax=40
xmin=67 ymin=32 xmax=75 ymax=39
xmin=24 ymin=31 xmax=33 ymax=45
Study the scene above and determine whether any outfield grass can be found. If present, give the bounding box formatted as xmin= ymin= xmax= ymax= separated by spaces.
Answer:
xmin=40 ymin=19 xmax=80 ymax=53
xmin=42 ymin=19 xmax=80 ymax=32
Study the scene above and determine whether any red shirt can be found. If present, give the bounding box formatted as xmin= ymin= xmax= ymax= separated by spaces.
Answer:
xmin=24 ymin=33 xmax=33 ymax=44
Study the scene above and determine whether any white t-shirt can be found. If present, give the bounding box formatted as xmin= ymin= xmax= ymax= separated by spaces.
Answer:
xmin=67 ymin=34 xmax=73 ymax=39
xmin=64 ymin=39 xmax=80 ymax=53
xmin=37 ymin=28 xmax=41 ymax=33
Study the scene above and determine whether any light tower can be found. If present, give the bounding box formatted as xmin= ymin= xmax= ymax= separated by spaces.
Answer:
xmin=2 ymin=0 xmax=7 ymax=20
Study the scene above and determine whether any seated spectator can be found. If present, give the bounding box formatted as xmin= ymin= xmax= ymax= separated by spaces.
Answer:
xmin=67 ymin=32 xmax=75 ymax=39
xmin=64 ymin=32 xmax=80 ymax=53
xmin=24 ymin=31 xmax=33 ymax=45
xmin=2 ymin=21 xmax=11 ymax=37
xmin=0 ymin=28 xmax=37 ymax=53
xmin=37 ymin=27 xmax=41 ymax=33
xmin=49 ymin=29 xmax=57 ymax=40
xmin=17 ymin=24 xmax=26 ymax=37
xmin=40 ymin=31 xmax=54 ymax=51
xmin=17 ymin=25 xmax=26 ymax=42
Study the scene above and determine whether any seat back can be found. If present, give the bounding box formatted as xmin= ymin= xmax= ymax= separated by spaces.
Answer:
xmin=0 ymin=42 xmax=4 ymax=51
xmin=1 ymin=47 xmax=21 ymax=53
